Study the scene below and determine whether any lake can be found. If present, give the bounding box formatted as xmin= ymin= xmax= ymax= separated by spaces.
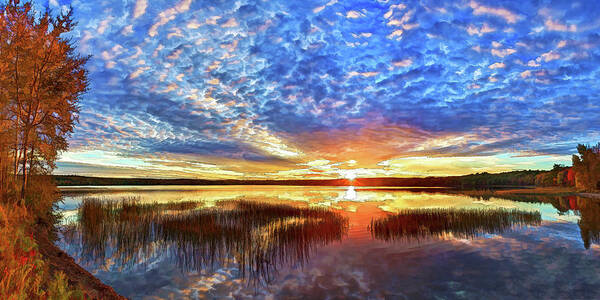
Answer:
xmin=57 ymin=185 xmax=600 ymax=299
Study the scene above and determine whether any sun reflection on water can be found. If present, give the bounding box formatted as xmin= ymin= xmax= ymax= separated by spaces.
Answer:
xmin=344 ymin=186 xmax=356 ymax=200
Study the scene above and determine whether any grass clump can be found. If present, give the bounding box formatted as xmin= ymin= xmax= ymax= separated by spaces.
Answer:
xmin=370 ymin=208 xmax=541 ymax=242
xmin=66 ymin=197 xmax=349 ymax=286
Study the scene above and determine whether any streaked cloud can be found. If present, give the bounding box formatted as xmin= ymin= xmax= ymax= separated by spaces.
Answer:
xmin=469 ymin=1 xmax=521 ymax=24
xmin=488 ymin=62 xmax=505 ymax=69
xmin=346 ymin=10 xmax=364 ymax=19
xmin=545 ymin=19 xmax=576 ymax=32
xmin=491 ymin=48 xmax=516 ymax=58
xmin=392 ymin=59 xmax=413 ymax=68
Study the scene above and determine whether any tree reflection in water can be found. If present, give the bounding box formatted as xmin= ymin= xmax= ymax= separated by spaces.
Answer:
xmin=457 ymin=193 xmax=600 ymax=249
xmin=370 ymin=208 xmax=542 ymax=241
xmin=62 ymin=198 xmax=349 ymax=286
xmin=545 ymin=195 xmax=600 ymax=249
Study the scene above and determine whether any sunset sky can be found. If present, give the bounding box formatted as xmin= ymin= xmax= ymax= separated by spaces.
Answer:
xmin=37 ymin=0 xmax=600 ymax=179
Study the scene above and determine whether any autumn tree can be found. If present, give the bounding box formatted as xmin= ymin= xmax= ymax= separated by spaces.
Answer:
xmin=566 ymin=168 xmax=576 ymax=186
xmin=572 ymin=143 xmax=600 ymax=191
xmin=0 ymin=0 xmax=88 ymax=203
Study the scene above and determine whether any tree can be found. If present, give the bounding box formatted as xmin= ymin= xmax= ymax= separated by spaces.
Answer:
xmin=556 ymin=169 xmax=567 ymax=186
xmin=566 ymin=168 xmax=576 ymax=186
xmin=572 ymin=143 xmax=600 ymax=191
xmin=0 ymin=0 xmax=88 ymax=203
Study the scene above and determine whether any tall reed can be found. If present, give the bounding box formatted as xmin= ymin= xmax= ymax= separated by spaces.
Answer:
xmin=66 ymin=198 xmax=349 ymax=285
xmin=370 ymin=208 xmax=541 ymax=242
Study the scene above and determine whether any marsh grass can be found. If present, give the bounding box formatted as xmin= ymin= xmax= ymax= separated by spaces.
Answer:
xmin=65 ymin=197 xmax=348 ymax=286
xmin=369 ymin=208 xmax=541 ymax=242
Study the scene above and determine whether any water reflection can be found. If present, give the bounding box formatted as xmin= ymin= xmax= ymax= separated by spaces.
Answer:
xmin=63 ymin=198 xmax=349 ymax=286
xmin=60 ymin=188 xmax=600 ymax=249
xmin=475 ymin=194 xmax=600 ymax=249
xmin=56 ymin=187 xmax=600 ymax=299
xmin=344 ymin=186 xmax=356 ymax=201
xmin=370 ymin=208 xmax=541 ymax=241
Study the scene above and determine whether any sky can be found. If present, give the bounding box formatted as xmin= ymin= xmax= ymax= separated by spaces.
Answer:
xmin=33 ymin=0 xmax=600 ymax=179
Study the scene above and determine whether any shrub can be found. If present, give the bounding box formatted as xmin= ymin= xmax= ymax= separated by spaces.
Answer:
xmin=0 ymin=203 xmax=82 ymax=299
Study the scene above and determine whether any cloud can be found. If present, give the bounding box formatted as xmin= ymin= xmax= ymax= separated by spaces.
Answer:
xmin=97 ymin=17 xmax=112 ymax=34
xmin=133 ymin=0 xmax=147 ymax=19
xmin=491 ymin=48 xmax=516 ymax=58
xmin=466 ymin=23 xmax=495 ymax=36
xmin=130 ymin=66 xmax=150 ymax=79
xmin=207 ymin=78 xmax=220 ymax=85
xmin=54 ymin=0 xmax=600 ymax=179
xmin=313 ymin=0 xmax=337 ymax=14
xmin=384 ymin=4 xmax=406 ymax=19
xmin=538 ymin=51 xmax=560 ymax=62
xmin=348 ymin=71 xmax=379 ymax=78
xmin=469 ymin=1 xmax=521 ymax=23
xmin=386 ymin=29 xmax=403 ymax=40
xmin=346 ymin=10 xmax=364 ymax=19
xmin=544 ymin=19 xmax=576 ymax=32
xmin=488 ymin=62 xmax=506 ymax=69
xmin=166 ymin=48 xmax=183 ymax=60
xmin=387 ymin=9 xmax=419 ymax=31
xmin=392 ymin=59 xmax=413 ymax=68
xmin=221 ymin=18 xmax=239 ymax=28
xmin=148 ymin=0 xmax=192 ymax=37
xmin=121 ymin=25 xmax=133 ymax=36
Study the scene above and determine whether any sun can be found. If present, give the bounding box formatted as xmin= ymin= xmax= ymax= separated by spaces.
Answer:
xmin=344 ymin=171 xmax=356 ymax=181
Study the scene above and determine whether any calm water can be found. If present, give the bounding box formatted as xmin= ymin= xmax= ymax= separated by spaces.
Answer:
xmin=57 ymin=186 xmax=600 ymax=299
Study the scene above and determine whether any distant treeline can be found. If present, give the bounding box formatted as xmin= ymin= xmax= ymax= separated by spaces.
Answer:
xmin=53 ymin=171 xmax=547 ymax=188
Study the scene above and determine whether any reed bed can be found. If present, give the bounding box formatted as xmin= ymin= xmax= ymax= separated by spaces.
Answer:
xmin=369 ymin=208 xmax=541 ymax=242
xmin=66 ymin=197 xmax=349 ymax=285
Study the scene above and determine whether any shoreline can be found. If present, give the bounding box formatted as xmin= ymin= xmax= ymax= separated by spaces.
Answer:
xmin=494 ymin=187 xmax=600 ymax=199
xmin=34 ymin=226 xmax=126 ymax=300
xmin=579 ymin=192 xmax=600 ymax=199
xmin=493 ymin=187 xmax=576 ymax=195
xmin=454 ymin=186 xmax=593 ymax=197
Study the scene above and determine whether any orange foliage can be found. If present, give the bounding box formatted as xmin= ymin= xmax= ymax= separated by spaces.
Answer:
xmin=0 ymin=0 xmax=89 ymax=201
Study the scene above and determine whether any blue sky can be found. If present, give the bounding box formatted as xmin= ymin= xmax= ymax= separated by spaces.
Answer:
xmin=36 ymin=0 xmax=600 ymax=179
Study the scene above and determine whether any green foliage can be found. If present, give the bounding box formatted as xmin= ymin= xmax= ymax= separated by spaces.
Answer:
xmin=458 ymin=170 xmax=543 ymax=187
xmin=46 ymin=272 xmax=84 ymax=300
